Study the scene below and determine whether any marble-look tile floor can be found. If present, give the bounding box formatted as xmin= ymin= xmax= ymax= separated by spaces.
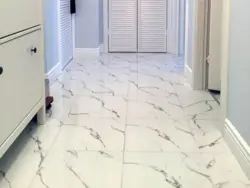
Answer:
xmin=0 ymin=53 xmax=249 ymax=188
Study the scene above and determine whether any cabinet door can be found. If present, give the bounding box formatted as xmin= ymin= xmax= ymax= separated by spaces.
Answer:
xmin=0 ymin=30 xmax=43 ymax=146
xmin=109 ymin=0 xmax=137 ymax=52
xmin=138 ymin=0 xmax=167 ymax=52
xmin=0 ymin=0 xmax=42 ymax=38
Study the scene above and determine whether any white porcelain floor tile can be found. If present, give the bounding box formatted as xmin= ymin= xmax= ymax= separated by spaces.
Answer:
xmin=174 ymin=84 xmax=221 ymax=119
xmin=52 ymin=117 xmax=125 ymax=151
xmin=0 ymin=53 xmax=248 ymax=188
xmin=123 ymin=152 xmax=250 ymax=188
xmin=0 ymin=132 xmax=40 ymax=188
xmin=174 ymin=84 xmax=215 ymax=106
xmin=0 ymin=119 xmax=61 ymax=188
xmin=189 ymin=119 xmax=232 ymax=153
xmin=184 ymin=100 xmax=221 ymax=120
xmin=70 ymin=95 xmax=127 ymax=121
xmin=48 ymin=89 xmax=78 ymax=125
xmin=127 ymin=78 xmax=179 ymax=101
xmin=125 ymin=118 xmax=198 ymax=152
xmin=127 ymin=98 xmax=185 ymax=119
xmin=29 ymin=150 xmax=123 ymax=188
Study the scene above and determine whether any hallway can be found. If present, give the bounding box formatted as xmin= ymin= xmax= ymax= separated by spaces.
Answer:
xmin=0 ymin=53 xmax=249 ymax=187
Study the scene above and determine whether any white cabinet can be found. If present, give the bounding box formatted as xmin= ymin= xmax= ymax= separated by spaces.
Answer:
xmin=0 ymin=30 xmax=43 ymax=146
xmin=0 ymin=0 xmax=42 ymax=38
xmin=0 ymin=0 xmax=45 ymax=158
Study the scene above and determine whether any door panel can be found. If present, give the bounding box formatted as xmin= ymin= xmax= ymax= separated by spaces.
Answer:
xmin=109 ymin=0 xmax=138 ymax=52
xmin=208 ymin=0 xmax=222 ymax=91
xmin=138 ymin=0 xmax=167 ymax=52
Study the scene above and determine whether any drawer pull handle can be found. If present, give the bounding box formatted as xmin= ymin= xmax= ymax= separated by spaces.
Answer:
xmin=0 ymin=67 xmax=3 ymax=75
xmin=31 ymin=47 xmax=37 ymax=53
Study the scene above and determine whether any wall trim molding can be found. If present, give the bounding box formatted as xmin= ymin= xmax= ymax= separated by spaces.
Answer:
xmin=185 ymin=64 xmax=192 ymax=86
xmin=75 ymin=48 xmax=101 ymax=57
xmin=45 ymin=62 xmax=61 ymax=81
xmin=224 ymin=119 xmax=250 ymax=178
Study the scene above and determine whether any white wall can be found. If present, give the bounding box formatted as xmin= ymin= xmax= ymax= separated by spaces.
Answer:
xmin=75 ymin=0 xmax=101 ymax=48
xmin=43 ymin=0 xmax=59 ymax=73
xmin=227 ymin=0 xmax=250 ymax=144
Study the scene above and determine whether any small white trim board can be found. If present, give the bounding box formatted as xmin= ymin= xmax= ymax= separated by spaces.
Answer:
xmin=45 ymin=62 xmax=61 ymax=83
xmin=185 ymin=64 xmax=192 ymax=86
xmin=224 ymin=119 xmax=250 ymax=178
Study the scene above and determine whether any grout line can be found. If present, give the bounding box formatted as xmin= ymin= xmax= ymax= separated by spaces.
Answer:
xmin=120 ymin=55 xmax=138 ymax=188
xmin=120 ymin=116 xmax=128 ymax=188
xmin=136 ymin=53 xmax=139 ymax=101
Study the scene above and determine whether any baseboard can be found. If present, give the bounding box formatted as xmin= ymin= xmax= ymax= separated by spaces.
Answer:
xmin=45 ymin=62 xmax=61 ymax=84
xmin=75 ymin=47 xmax=101 ymax=57
xmin=224 ymin=118 xmax=250 ymax=178
xmin=185 ymin=64 xmax=192 ymax=86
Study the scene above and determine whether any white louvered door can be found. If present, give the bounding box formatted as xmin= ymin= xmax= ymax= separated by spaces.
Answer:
xmin=108 ymin=0 xmax=167 ymax=52
xmin=109 ymin=0 xmax=137 ymax=52
xmin=60 ymin=0 xmax=73 ymax=68
xmin=138 ymin=0 xmax=167 ymax=52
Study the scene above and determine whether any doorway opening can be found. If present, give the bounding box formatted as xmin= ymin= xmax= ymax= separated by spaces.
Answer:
xmin=103 ymin=0 xmax=186 ymax=55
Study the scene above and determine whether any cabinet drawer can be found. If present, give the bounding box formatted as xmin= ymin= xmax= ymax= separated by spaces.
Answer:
xmin=0 ymin=30 xmax=43 ymax=146
xmin=0 ymin=0 xmax=42 ymax=38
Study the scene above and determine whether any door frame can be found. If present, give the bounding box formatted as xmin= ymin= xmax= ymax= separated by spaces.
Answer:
xmin=57 ymin=0 xmax=75 ymax=68
xmin=220 ymin=0 xmax=230 ymax=129
xmin=187 ymin=0 xmax=231 ymax=133
xmin=185 ymin=0 xmax=209 ymax=90
xmin=103 ymin=0 xmax=182 ymax=55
